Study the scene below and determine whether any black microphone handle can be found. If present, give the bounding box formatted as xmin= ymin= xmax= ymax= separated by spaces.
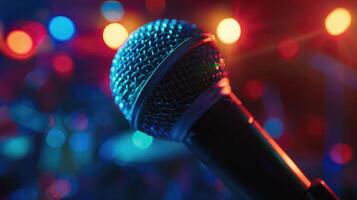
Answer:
xmin=185 ymin=93 xmax=338 ymax=200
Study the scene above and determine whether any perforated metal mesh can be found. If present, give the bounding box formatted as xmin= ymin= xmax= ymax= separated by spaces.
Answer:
xmin=139 ymin=43 xmax=226 ymax=139
xmin=110 ymin=19 xmax=203 ymax=122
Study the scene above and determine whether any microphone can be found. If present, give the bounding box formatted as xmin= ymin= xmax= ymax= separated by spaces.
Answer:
xmin=110 ymin=19 xmax=338 ymax=199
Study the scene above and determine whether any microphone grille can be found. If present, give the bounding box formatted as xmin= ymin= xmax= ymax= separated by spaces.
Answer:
xmin=110 ymin=19 xmax=203 ymax=122
xmin=139 ymin=42 xmax=226 ymax=139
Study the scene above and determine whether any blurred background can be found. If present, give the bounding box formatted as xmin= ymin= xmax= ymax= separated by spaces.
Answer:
xmin=0 ymin=0 xmax=356 ymax=199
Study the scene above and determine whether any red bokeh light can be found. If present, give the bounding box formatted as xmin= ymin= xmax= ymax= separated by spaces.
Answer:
xmin=53 ymin=53 xmax=74 ymax=76
xmin=22 ymin=21 xmax=47 ymax=45
xmin=47 ymin=179 xmax=71 ymax=199
xmin=243 ymin=80 xmax=264 ymax=100
xmin=329 ymin=143 xmax=353 ymax=165
xmin=278 ymin=38 xmax=299 ymax=59
xmin=305 ymin=115 xmax=326 ymax=137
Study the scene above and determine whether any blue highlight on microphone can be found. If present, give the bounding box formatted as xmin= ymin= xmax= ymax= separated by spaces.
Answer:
xmin=49 ymin=16 xmax=76 ymax=41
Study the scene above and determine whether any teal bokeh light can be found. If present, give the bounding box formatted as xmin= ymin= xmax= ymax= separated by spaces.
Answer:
xmin=132 ymin=131 xmax=153 ymax=149
xmin=49 ymin=16 xmax=76 ymax=41
xmin=2 ymin=136 xmax=32 ymax=159
xmin=99 ymin=132 xmax=188 ymax=164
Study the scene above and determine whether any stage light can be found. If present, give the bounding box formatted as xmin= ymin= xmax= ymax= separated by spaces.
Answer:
xmin=146 ymin=0 xmax=166 ymax=16
xmin=216 ymin=18 xmax=241 ymax=44
xmin=132 ymin=130 xmax=153 ymax=149
xmin=264 ymin=118 xmax=284 ymax=138
xmin=53 ymin=53 xmax=74 ymax=75
xmin=101 ymin=1 xmax=124 ymax=21
xmin=278 ymin=38 xmax=299 ymax=59
xmin=103 ymin=23 xmax=128 ymax=50
xmin=329 ymin=143 xmax=353 ymax=165
xmin=325 ymin=8 xmax=352 ymax=36
xmin=6 ymin=30 xmax=33 ymax=57
xmin=243 ymin=80 xmax=264 ymax=100
xmin=1 ymin=136 xmax=32 ymax=159
xmin=49 ymin=16 xmax=76 ymax=41
xmin=46 ymin=128 xmax=66 ymax=148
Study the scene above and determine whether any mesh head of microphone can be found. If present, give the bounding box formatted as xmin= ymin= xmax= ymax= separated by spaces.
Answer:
xmin=110 ymin=19 xmax=227 ymax=140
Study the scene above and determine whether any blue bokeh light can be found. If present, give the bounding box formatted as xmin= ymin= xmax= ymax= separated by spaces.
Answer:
xmin=69 ymin=132 xmax=91 ymax=152
xmin=49 ymin=16 xmax=76 ymax=41
xmin=1 ymin=136 xmax=32 ymax=159
xmin=264 ymin=117 xmax=284 ymax=138
xmin=46 ymin=128 xmax=66 ymax=148
xmin=100 ymin=1 xmax=124 ymax=21
xmin=132 ymin=131 xmax=153 ymax=149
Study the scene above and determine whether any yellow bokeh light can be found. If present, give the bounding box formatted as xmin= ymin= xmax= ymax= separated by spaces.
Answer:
xmin=325 ymin=8 xmax=352 ymax=36
xmin=103 ymin=23 xmax=128 ymax=50
xmin=6 ymin=30 xmax=33 ymax=55
xmin=216 ymin=18 xmax=241 ymax=44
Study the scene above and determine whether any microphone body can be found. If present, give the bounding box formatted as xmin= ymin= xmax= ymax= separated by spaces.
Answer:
xmin=186 ymin=93 xmax=310 ymax=199
xmin=109 ymin=19 xmax=339 ymax=200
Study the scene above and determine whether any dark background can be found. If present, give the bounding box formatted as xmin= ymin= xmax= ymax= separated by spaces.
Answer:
xmin=0 ymin=0 xmax=356 ymax=199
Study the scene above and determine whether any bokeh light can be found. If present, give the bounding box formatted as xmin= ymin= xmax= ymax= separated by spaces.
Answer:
xmin=68 ymin=112 xmax=88 ymax=131
xmin=6 ymin=30 xmax=34 ymax=57
xmin=305 ymin=115 xmax=326 ymax=137
xmin=329 ymin=143 xmax=353 ymax=165
xmin=22 ymin=21 xmax=47 ymax=44
xmin=49 ymin=16 xmax=76 ymax=41
xmin=103 ymin=23 xmax=128 ymax=50
xmin=132 ymin=131 xmax=153 ymax=149
xmin=325 ymin=8 xmax=352 ymax=36
xmin=53 ymin=53 xmax=74 ymax=76
xmin=0 ymin=22 xmax=3 ymax=48
xmin=46 ymin=128 xmax=66 ymax=148
xmin=69 ymin=132 xmax=91 ymax=152
xmin=99 ymin=133 xmax=187 ymax=163
xmin=264 ymin=117 xmax=284 ymax=138
xmin=1 ymin=136 xmax=32 ymax=159
xmin=47 ymin=179 xmax=71 ymax=199
xmin=278 ymin=38 xmax=299 ymax=59
xmin=101 ymin=1 xmax=124 ymax=21
xmin=216 ymin=18 xmax=241 ymax=44
xmin=243 ymin=80 xmax=264 ymax=100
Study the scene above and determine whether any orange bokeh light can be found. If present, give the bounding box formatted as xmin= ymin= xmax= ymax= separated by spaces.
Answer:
xmin=325 ymin=8 xmax=352 ymax=36
xmin=103 ymin=23 xmax=128 ymax=50
xmin=216 ymin=18 xmax=241 ymax=44
xmin=6 ymin=30 xmax=34 ymax=59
